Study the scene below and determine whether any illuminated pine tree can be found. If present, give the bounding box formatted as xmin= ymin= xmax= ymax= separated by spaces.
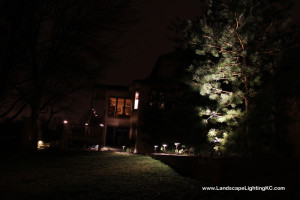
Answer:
xmin=180 ymin=0 xmax=296 ymax=154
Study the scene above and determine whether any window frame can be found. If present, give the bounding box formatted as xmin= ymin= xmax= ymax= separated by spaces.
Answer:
xmin=108 ymin=97 xmax=132 ymax=118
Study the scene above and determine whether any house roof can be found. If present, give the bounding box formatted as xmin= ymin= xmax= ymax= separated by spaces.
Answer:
xmin=147 ymin=50 xmax=194 ymax=83
xmin=94 ymin=84 xmax=129 ymax=91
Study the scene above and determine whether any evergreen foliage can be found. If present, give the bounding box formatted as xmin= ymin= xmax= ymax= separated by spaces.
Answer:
xmin=178 ymin=0 xmax=298 ymax=155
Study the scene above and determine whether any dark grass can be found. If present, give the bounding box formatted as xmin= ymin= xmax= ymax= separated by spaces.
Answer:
xmin=0 ymin=151 xmax=293 ymax=200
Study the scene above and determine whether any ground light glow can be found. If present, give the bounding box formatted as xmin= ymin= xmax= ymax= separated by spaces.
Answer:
xmin=154 ymin=145 xmax=158 ymax=153
xmin=162 ymin=144 xmax=167 ymax=151
xmin=63 ymin=120 xmax=68 ymax=124
xmin=37 ymin=140 xmax=44 ymax=149
xmin=174 ymin=143 xmax=180 ymax=153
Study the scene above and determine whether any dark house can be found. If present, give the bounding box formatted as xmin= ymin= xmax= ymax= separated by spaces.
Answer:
xmin=61 ymin=50 xmax=197 ymax=153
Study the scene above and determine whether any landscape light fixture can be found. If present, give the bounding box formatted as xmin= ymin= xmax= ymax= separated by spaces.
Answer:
xmin=162 ymin=144 xmax=167 ymax=151
xmin=99 ymin=123 xmax=104 ymax=127
xmin=154 ymin=145 xmax=158 ymax=153
xmin=37 ymin=140 xmax=44 ymax=149
xmin=122 ymin=146 xmax=125 ymax=152
xmin=175 ymin=143 xmax=180 ymax=150
xmin=63 ymin=120 xmax=68 ymax=124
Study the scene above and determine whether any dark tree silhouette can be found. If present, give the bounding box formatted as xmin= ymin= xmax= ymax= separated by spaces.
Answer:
xmin=0 ymin=0 xmax=135 ymax=150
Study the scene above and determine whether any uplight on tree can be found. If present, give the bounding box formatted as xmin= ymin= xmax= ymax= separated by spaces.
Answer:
xmin=178 ymin=0 xmax=295 ymax=154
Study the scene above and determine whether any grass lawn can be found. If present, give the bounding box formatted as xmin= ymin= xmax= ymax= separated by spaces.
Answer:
xmin=0 ymin=151 xmax=213 ymax=200
xmin=0 ymin=151 xmax=292 ymax=200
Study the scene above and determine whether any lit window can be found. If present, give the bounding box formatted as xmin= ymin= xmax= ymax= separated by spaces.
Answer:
xmin=109 ymin=97 xmax=132 ymax=117
xmin=109 ymin=97 xmax=117 ymax=117
xmin=125 ymin=99 xmax=132 ymax=116
xmin=134 ymin=91 xmax=139 ymax=110
xmin=116 ymin=98 xmax=125 ymax=117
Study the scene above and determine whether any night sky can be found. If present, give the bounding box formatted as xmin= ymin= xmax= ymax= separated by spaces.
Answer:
xmin=100 ymin=0 xmax=300 ymax=86
xmin=100 ymin=0 xmax=205 ymax=85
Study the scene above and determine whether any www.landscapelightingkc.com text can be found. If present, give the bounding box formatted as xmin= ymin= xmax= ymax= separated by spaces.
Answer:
xmin=202 ymin=186 xmax=285 ymax=191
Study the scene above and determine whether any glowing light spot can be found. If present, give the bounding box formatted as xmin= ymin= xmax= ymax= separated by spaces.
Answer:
xmin=154 ymin=145 xmax=158 ymax=153
xmin=134 ymin=91 xmax=139 ymax=109
xmin=37 ymin=140 xmax=44 ymax=149
xmin=162 ymin=144 xmax=167 ymax=151
xmin=174 ymin=143 xmax=180 ymax=152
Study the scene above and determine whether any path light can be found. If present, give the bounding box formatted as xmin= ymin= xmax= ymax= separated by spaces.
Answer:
xmin=63 ymin=120 xmax=68 ymax=124
xmin=154 ymin=145 xmax=158 ymax=153
xmin=37 ymin=140 xmax=44 ymax=149
xmin=99 ymin=123 xmax=104 ymax=127
xmin=175 ymin=143 xmax=180 ymax=153
xmin=122 ymin=146 xmax=125 ymax=152
xmin=85 ymin=123 xmax=88 ymax=126
xmin=162 ymin=144 xmax=167 ymax=151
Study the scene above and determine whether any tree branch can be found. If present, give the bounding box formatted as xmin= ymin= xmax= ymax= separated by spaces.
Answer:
xmin=235 ymin=12 xmax=245 ymax=50
xmin=0 ymin=97 xmax=22 ymax=118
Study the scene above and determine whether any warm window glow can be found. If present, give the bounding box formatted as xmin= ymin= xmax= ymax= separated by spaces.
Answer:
xmin=134 ymin=91 xmax=139 ymax=110
xmin=116 ymin=98 xmax=125 ymax=117
xmin=125 ymin=99 xmax=132 ymax=116
xmin=108 ymin=97 xmax=117 ymax=117
xmin=109 ymin=97 xmax=132 ymax=117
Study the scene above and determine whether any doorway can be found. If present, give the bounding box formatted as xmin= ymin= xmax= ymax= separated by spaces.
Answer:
xmin=106 ymin=126 xmax=129 ymax=147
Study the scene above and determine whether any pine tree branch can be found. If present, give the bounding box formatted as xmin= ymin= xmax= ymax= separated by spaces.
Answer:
xmin=223 ymin=42 xmax=233 ymax=47
xmin=189 ymin=40 xmax=243 ymax=57
xmin=218 ymin=50 xmax=243 ymax=57
xmin=235 ymin=12 xmax=245 ymax=50
xmin=264 ymin=22 xmax=272 ymax=33
xmin=235 ymin=12 xmax=239 ymax=30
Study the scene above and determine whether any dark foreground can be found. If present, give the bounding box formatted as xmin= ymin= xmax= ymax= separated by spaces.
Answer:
xmin=0 ymin=151 xmax=296 ymax=200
